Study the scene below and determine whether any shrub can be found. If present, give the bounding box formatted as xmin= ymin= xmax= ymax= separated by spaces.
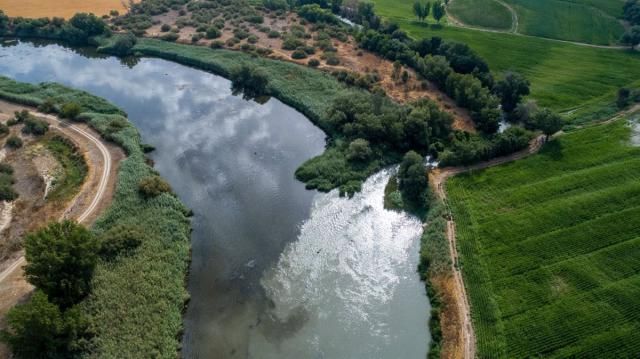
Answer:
xmin=0 ymin=123 xmax=8 ymax=136
xmin=233 ymin=28 xmax=249 ymax=39
xmin=99 ymin=224 xmax=144 ymax=261
xmin=326 ymin=55 xmax=340 ymax=65
xmin=138 ymin=175 xmax=172 ymax=198
xmin=0 ymin=185 xmax=17 ymax=201
xmin=267 ymin=30 xmax=280 ymax=38
xmin=37 ymin=98 xmax=57 ymax=113
xmin=22 ymin=117 xmax=49 ymax=136
xmin=245 ymin=15 xmax=264 ymax=24
xmin=24 ymin=221 xmax=100 ymax=308
xmin=282 ymin=36 xmax=304 ymax=50
xmin=308 ymin=58 xmax=320 ymax=67
xmin=247 ymin=35 xmax=259 ymax=44
xmin=60 ymin=102 xmax=82 ymax=120
xmin=0 ymin=163 xmax=13 ymax=174
xmin=291 ymin=49 xmax=308 ymax=59
xmin=346 ymin=138 xmax=373 ymax=162
xmin=6 ymin=136 xmax=22 ymax=148
xmin=160 ymin=23 xmax=171 ymax=32
xmin=210 ymin=40 xmax=224 ymax=48
xmin=160 ymin=32 xmax=179 ymax=42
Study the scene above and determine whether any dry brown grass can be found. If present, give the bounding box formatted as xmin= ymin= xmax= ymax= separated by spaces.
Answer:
xmin=0 ymin=0 xmax=133 ymax=19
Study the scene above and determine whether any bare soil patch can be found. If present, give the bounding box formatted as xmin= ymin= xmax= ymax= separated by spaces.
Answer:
xmin=142 ymin=10 xmax=475 ymax=132
xmin=0 ymin=0 xmax=134 ymax=19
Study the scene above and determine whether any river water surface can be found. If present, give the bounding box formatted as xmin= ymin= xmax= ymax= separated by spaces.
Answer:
xmin=0 ymin=41 xmax=429 ymax=358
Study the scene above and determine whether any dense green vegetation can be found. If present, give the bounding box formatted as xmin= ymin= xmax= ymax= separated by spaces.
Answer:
xmin=447 ymin=118 xmax=640 ymax=357
xmin=0 ymin=76 xmax=191 ymax=358
xmin=46 ymin=136 xmax=88 ymax=201
xmin=447 ymin=0 xmax=512 ymax=30
xmin=0 ymin=11 xmax=110 ymax=45
xmin=370 ymin=0 xmax=640 ymax=115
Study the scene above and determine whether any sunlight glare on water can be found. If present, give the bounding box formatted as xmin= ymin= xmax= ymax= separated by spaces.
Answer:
xmin=249 ymin=169 xmax=430 ymax=359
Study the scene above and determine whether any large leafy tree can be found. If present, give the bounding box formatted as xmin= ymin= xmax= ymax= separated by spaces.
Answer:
xmin=0 ymin=291 xmax=89 ymax=359
xmin=531 ymin=108 xmax=563 ymax=139
xmin=495 ymin=71 xmax=530 ymax=113
xmin=24 ymin=221 xmax=99 ymax=309
xmin=398 ymin=151 xmax=429 ymax=208
xmin=621 ymin=26 xmax=640 ymax=48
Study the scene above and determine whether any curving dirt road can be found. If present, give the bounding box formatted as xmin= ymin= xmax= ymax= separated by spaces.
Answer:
xmin=0 ymin=106 xmax=119 ymax=322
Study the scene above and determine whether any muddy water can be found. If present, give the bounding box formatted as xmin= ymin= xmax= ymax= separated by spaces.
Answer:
xmin=0 ymin=41 xmax=429 ymax=358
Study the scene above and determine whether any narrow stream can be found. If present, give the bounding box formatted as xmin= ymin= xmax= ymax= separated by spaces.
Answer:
xmin=0 ymin=40 xmax=429 ymax=358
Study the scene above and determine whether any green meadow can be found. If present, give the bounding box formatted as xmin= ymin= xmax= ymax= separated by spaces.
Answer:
xmin=447 ymin=117 xmax=640 ymax=357
xmin=447 ymin=0 xmax=512 ymax=30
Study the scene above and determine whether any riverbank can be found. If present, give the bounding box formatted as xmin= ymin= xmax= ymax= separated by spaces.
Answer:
xmin=0 ymin=75 xmax=192 ymax=357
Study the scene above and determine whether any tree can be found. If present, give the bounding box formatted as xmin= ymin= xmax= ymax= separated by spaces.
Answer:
xmin=432 ymin=1 xmax=445 ymax=23
xmin=0 ymin=291 xmax=90 ymax=359
xmin=617 ymin=87 xmax=631 ymax=108
xmin=413 ymin=1 xmax=424 ymax=21
xmin=531 ymin=108 xmax=563 ymax=139
xmin=60 ymin=102 xmax=82 ymax=120
xmin=398 ymin=150 xmax=428 ymax=208
xmin=230 ymin=65 xmax=269 ymax=101
xmin=69 ymin=13 xmax=107 ymax=36
xmin=620 ymin=26 xmax=640 ymax=48
xmin=495 ymin=71 xmax=530 ymax=113
xmin=99 ymin=224 xmax=144 ymax=260
xmin=110 ymin=32 xmax=137 ymax=56
xmin=346 ymin=138 xmax=373 ymax=162
xmin=6 ymin=136 xmax=23 ymax=149
xmin=24 ymin=221 xmax=99 ymax=308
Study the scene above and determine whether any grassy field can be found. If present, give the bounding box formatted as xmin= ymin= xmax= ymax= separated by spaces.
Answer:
xmin=370 ymin=0 xmax=640 ymax=117
xmin=0 ymin=0 xmax=130 ymax=19
xmin=448 ymin=0 xmax=513 ymax=30
xmin=446 ymin=117 xmax=640 ymax=357
xmin=506 ymin=0 xmax=624 ymax=45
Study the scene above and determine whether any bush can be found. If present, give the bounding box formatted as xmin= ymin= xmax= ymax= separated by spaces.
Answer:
xmin=247 ymin=34 xmax=259 ymax=44
xmin=346 ymin=138 xmax=373 ymax=162
xmin=0 ymin=184 xmax=17 ymax=201
xmin=60 ymin=102 xmax=82 ymax=120
xmin=291 ymin=49 xmax=308 ymax=59
xmin=205 ymin=26 xmax=221 ymax=39
xmin=160 ymin=32 xmax=179 ymax=42
xmin=138 ymin=175 xmax=172 ymax=198
xmin=210 ymin=40 xmax=224 ymax=48
xmin=160 ymin=23 xmax=171 ymax=32
xmin=326 ymin=55 xmax=340 ymax=65
xmin=282 ymin=36 xmax=304 ymax=50
xmin=308 ymin=58 xmax=320 ymax=67
xmin=6 ymin=136 xmax=22 ymax=148
xmin=109 ymin=32 xmax=137 ymax=56
xmin=0 ymin=123 xmax=8 ymax=136
xmin=0 ymin=163 xmax=13 ymax=175
xmin=37 ymin=98 xmax=57 ymax=114
xmin=267 ymin=30 xmax=280 ymax=38
xmin=22 ymin=116 xmax=49 ymax=136
xmin=245 ymin=15 xmax=264 ymax=24
xmin=24 ymin=221 xmax=100 ymax=308
xmin=99 ymin=224 xmax=144 ymax=261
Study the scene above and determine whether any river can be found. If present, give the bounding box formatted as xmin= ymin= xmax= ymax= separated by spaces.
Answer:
xmin=0 ymin=40 xmax=430 ymax=358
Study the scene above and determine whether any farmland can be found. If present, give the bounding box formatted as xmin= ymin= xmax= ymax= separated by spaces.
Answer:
xmin=446 ymin=117 xmax=640 ymax=357
xmin=447 ymin=0 xmax=513 ymax=30
xmin=0 ymin=0 xmax=131 ymax=19
xmin=371 ymin=0 xmax=640 ymax=116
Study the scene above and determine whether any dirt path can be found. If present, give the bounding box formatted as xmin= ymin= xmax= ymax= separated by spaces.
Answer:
xmin=0 ymin=104 xmax=122 ymax=355
xmin=429 ymin=135 xmax=545 ymax=359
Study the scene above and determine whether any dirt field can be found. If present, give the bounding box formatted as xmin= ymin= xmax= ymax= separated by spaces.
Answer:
xmin=0 ymin=0 xmax=131 ymax=19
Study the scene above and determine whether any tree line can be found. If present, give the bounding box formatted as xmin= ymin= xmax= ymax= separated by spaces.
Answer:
xmin=622 ymin=0 xmax=640 ymax=48
xmin=0 ymin=11 xmax=110 ymax=45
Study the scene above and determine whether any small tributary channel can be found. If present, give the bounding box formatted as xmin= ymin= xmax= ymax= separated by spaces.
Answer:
xmin=0 ymin=41 xmax=430 ymax=358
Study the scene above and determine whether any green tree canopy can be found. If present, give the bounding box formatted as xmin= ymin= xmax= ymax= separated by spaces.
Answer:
xmin=495 ymin=71 xmax=530 ymax=113
xmin=24 ymin=221 xmax=99 ymax=308
xmin=398 ymin=150 xmax=429 ymax=208
xmin=0 ymin=291 xmax=89 ymax=359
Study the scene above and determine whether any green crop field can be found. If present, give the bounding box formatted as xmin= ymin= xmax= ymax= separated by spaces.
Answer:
xmin=448 ymin=0 xmax=513 ymax=30
xmin=371 ymin=0 xmax=640 ymax=118
xmin=506 ymin=0 xmax=624 ymax=45
xmin=446 ymin=117 xmax=640 ymax=357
